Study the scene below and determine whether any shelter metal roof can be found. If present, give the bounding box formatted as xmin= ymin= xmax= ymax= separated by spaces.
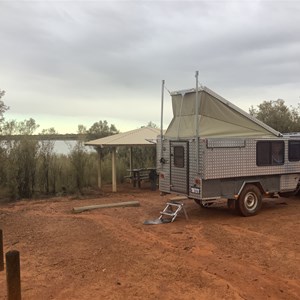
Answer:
xmin=85 ymin=126 xmax=160 ymax=147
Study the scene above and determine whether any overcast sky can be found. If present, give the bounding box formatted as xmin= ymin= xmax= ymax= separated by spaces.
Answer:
xmin=1 ymin=0 xmax=300 ymax=134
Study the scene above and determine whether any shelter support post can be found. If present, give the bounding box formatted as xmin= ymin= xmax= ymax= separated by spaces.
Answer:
xmin=129 ymin=147 xmax=133 ymax=183
xmin=97 ymin=148 xmax=102 ymax=189
xmin=129 ymin=147 xmax=133 ymax=172
xmin=111 ymin=147 xmax=117 ymax=192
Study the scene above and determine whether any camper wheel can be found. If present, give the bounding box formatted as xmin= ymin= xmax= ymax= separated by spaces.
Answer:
xmin=238 ymin=185 xmax=262 ymax=217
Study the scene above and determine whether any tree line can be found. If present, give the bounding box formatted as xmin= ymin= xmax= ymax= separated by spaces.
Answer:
xmin=0 ymin=90 xmax=156 ymax=200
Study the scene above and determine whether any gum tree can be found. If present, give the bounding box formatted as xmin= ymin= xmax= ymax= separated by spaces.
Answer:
xmin=249 ymin=99 xmax=300 ymax=133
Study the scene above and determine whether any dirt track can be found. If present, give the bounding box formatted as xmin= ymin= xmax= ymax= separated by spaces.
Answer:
xmin=0 ymin=183 xmax=300 ymax=299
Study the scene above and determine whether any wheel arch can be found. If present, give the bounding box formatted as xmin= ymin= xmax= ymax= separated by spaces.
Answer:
xmin=237 ymin=181 xmax=264 ymax=198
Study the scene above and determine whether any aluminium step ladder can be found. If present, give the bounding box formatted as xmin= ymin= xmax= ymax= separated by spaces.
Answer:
xmin=143 ymin=196 xmax=189 ymax=225
xmin=159 ymin=198 xmax=189 ymax=223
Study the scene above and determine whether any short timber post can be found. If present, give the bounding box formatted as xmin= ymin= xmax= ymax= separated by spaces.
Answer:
xmin=0 ymin=229 xmax=3 ymax=271
xmin=6 ymin=250 xmax=21 ymax=300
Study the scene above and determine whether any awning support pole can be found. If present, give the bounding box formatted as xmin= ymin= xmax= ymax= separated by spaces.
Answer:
xmin=160 ymin=80 xmax=165 ymax=163
xmin=195 ymin=71 xmax=200 ymax=174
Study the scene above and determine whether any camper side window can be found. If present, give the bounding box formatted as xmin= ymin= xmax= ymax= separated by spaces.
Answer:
xmin=256 ymin=141 xmax=284 ymax=166
xmin=288 ymin=140 xmax=300 ymax=161
xmin=173 ymin=146 xmax=184 ymax=168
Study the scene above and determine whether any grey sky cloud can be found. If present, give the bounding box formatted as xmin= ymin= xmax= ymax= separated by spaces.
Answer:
xmin=1 ymin=1 xmax=300 ymax=133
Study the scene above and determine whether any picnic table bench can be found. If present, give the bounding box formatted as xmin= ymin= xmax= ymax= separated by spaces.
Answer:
xmin=125 ymin=168 xmax=157 ymax=189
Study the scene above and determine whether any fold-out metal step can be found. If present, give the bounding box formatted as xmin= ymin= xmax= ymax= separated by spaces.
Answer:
xmin=144 ymin=196 xmax=189 ymax=225
xmin=160 ymin=202 xmax=186 ymax=222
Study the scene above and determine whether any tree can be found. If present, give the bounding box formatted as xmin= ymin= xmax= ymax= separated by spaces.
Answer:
xmin=146 ymin=121 xmax=158 ymax=128
xmin=249 ymin=99 xmax=300 ymax=133
xmin=0 ymin=89 xmax=8 ymax=116
xmin=0 ymin=90 xmax=9 ymax=188
xmin=87 ymin=120 xmax=119 ymax=140
xmin=0 ymin=89 xmax=9 ymax=132
xmin=68 ymin=125 xmax=89 ymax=193
xmin=38 ymin=128 xmax=57 ymax=194
xmin=86 ymin=120 xmax=119 ymax=168
xmin=3 ymin=119 xmax=40 ymax=198
xmin=0 ymin=120 xmax=17 ymax=196
xmin=15 ymin=138 xmax=39 ymax=198
xmin=17 ymin=118 xmax=39 ymax=135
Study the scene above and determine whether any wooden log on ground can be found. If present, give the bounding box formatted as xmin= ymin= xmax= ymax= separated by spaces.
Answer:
xmin=72 ymin=200 xmax=140 ymax=214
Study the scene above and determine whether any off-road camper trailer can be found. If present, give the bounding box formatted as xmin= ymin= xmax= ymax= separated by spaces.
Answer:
xmin=157 ymin=83 xmax=300 ymax=216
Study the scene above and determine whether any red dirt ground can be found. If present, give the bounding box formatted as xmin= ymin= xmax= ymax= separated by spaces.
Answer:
xmin=0 ymin=182 xmax=300 ymax=300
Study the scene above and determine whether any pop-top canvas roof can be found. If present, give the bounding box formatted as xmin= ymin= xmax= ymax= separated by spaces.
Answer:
xmin=85 ymin=126 xmax=160 ymax=147
xmin=165 ymin=86 xmax=282 ymax=138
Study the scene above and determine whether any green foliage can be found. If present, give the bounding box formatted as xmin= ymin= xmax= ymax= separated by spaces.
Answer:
xmin=0 ymin=89 xmax=8 ymax=122
xmin=87 ymin=120 xmax=119 ymax=140
xmin=0 ymin=145 xmax=8 ymax=188
xmin=130 ymin=146 xmax=156 ymax=169
xmin=146 ymin=121 xmax=158 ymax=128
xmin=0 ymin=89 xmax=9 ymax=133
xmin=50 ymin=154 xmax=73 ymax=195
xmin=3 ymin=120 xmax=40 ymax=198
xmin=17 ymin=118 xmax=39 ymax=135
xmin=249 ymin=99 xmax=300 ymax=133
xmin=0 ymin=90 xmax=8 ymax=183
xmin=15 ymin=139 xmax=39 ymax=198
xmin=0 ymin=118 xmax=158 ymax=199
xmin=37 ymin=128 xmax=57 ymax=194
xmin=68 ymin=140 xmax=88 ymax=193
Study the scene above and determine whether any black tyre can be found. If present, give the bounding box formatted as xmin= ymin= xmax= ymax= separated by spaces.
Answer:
xmin=237 ymin=185 xmax=262 ymax=217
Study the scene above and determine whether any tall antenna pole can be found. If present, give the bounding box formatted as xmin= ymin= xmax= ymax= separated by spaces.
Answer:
xmin=195 ymin=71 xmax=200 ymax=174
xmin=160 ymin=80 xmax=165 ymax=163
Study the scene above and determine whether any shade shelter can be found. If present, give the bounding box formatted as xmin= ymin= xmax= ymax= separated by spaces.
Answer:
xmin=85 ymin=126 xmax=160 ymax=192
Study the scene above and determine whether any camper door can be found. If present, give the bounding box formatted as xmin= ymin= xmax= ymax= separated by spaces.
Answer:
xmin=170 ymin=141 xmax=189 ymax=194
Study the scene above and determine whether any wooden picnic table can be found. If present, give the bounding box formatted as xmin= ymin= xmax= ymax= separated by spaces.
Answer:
xmin=126 ymin=168 xmax=156 ymax=188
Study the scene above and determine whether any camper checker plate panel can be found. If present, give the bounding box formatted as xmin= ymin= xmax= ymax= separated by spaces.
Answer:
xmin=204 ymin=141 xmax=244 ymax=179
xmin=280 ymin=174 xmax=300 ymax=190
xmin=157 ymin=139 xmax=170 ymax=192
xmin=203 ymin=138 xmax=300 ymax=180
